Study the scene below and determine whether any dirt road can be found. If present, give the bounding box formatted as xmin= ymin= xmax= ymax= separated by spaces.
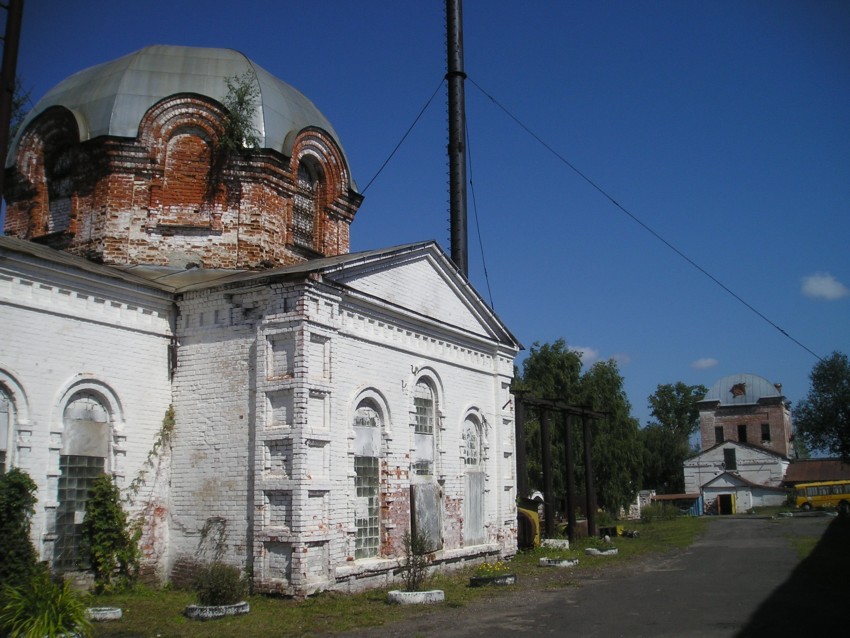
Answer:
xmin=340 ymin=514 xmax=846 ymax=637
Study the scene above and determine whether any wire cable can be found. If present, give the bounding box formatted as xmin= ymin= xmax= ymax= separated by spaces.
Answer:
xmin=467 ymin=76 xmax=823 ymax=362
xmin=361 ymin=78 xmax=445 ymax=195
xmin=465 ymin=118 xmax=495 ymax=308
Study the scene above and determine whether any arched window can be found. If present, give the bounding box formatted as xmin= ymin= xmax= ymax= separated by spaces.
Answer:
xmin=353 ymin=399 xmax=382 ymax=559
xmin=54 ymin=391 xmax=111 ymax=570
xmin=462 ymin=417 xmax=481 ymax=467
xmin=292 ymin=159 xmax=323 ymax=250
xmin=412 ymin=380 xmax=436 ymax=476
xmin=0 ymin=388 xmax=12 ymax=474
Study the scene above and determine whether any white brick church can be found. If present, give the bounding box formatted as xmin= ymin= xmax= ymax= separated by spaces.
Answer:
xmin=0 ymin=46 xmax=521 ymax=595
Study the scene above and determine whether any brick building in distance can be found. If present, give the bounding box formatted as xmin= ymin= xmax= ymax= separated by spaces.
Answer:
xmin=684 ymin=373 xmax=794 ymax=513
xmin=0 ymin=45 xmax=521 ymax=595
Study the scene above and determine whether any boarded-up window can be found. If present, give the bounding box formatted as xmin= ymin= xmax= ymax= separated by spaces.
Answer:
xmin=411 ymin=483 xmax=442 ymax=551
xmin=463 ymin=416 xmax=485 ymax=545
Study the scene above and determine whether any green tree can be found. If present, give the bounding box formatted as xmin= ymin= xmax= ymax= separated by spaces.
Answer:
xmin=639 ymin=423 xmax=691 ymax=493
xmin=795 ymin=351 xmax=850 ymax=461
xmin=0 ymin=468 xmax=39 ymax=591
xmin=640 ymin=382 xmax=706 ymax=494
xmin=80 ymin=474 xmax=139 ymax=593
xmin=516 ymin=340 xmax=641 ymax=515
xmin=578 ymin=360 xmax=642 ymax=514
xmin=647 ymin=382 xmax=707 ymax=439
xmin=515 ymin=340 xmax=583 ymax=496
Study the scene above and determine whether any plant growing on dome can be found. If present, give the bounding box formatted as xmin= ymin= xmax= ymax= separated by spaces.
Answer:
xmin=220 ymin=70 xmax=261 ymax=154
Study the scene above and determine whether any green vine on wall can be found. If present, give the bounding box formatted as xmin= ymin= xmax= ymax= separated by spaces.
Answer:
xmin=125 ymin=405 xmax=175 ymax=504
xmin=80 ymin=475 xmax=140 ymax=593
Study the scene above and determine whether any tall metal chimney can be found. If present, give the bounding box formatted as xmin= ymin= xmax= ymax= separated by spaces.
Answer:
xmin=446 ymin=0 xmax=468 ymax=276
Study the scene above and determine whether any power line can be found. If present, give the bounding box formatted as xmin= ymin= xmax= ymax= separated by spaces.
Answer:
xmin=361 ymin=78 xmax=445 ymax=195
xmin=467 ymin=76 xmax=823 ymax=363
xmin=465 ymin=119 xmax=495 ymax=308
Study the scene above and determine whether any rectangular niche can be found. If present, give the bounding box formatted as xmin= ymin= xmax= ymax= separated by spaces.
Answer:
xmin=267 ymin=333 xmax=295 ymax=379
xmin=266 ymin=390 xmax=294 ymax=429
xmin=264 ymin=542 xmax=292 ymax=583
xmin=307 ymin=490 xmax=329 ymax=533
xmin=264 ymin=439 xmax=293 ymax=477
xmin=304 ymin=541 xmax=328 ymax=584
xmin=306 ymin=439 xmax=328 ymax=479
xmin=265 ymin=490 xmax=293 ymax=529
xmin=308 ymin=333 xmax=330 ymax=380
xmin=308 ymin=390 xmax=329 ymax=431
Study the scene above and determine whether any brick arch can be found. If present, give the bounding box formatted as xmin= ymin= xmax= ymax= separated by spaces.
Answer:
xmin=288 ymin=128 xmax=351 ymax=202
xmin=6 ymin=106 xmax=81 ymax=240
xmin=137 ymin=94 xmax=227 ymax=158
xmin=137 ymin=95 xmax=229 ymax=230
xmin=288 ymin=128 xmax=356 ymax=257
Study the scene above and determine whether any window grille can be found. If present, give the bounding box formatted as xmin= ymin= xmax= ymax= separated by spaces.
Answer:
xmin=463 ymin=419 xmax=480 ymax=466
xmin=54 ymin=455 xmax=105 ymax=570
xmin=354 ymin=456 xmax=379 ymax=559
xmin=293 ymin=163 xmax=317 ymax=249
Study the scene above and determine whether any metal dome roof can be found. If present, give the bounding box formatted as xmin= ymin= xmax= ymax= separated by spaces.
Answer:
xmin=7 ymin=45 xmax=347 ymax=168
xmin=701 ymin=373 xmax=782 ymax=406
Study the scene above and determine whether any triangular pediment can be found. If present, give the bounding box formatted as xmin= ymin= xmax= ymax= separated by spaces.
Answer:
xmin=320 ymin=242 xmax=520 ymax=348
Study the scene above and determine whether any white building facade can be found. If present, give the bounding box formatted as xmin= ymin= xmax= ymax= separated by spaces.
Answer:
xmin=1 ymin=46 xmax=521 ymax=596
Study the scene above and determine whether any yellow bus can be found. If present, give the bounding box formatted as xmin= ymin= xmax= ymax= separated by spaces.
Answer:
xmin=794 ymin=480 xmax=850 ymax=515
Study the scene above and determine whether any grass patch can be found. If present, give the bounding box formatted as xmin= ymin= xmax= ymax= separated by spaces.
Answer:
xmin=87 ymin=517 xmax=709 ymax=637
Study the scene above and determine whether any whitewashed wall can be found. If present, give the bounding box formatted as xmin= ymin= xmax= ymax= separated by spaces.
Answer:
xmin=168 ymin=249 xmax=518 ymax=595
xmin=0 ymin=246 xmax=173 ymax=566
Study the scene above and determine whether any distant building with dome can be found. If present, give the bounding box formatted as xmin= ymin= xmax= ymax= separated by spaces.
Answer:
xmin=696 ymin=373 xmax=793 ymax=457
xmin=683 ymin=373 xmax=793 ymax=513
xmin=0 ymin=46 xmax=521 ymax=595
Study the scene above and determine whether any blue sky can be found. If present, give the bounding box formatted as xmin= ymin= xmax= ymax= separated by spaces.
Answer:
xmin=10 ymin=1 xmax=850 ymax=428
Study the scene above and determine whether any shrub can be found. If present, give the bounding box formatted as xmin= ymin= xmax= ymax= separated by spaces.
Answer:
xmin=399 ymin=530 xmax=432 ymax=592
xmin=0 ymin=566 xmax=92 ymax=638
xmin=80 ymin=474 xmax=139 ymax=593
xmin=0 ymin=468 xmax=39 ymax=592
xmin=640 ymin=502 xmax=679 ymax=523
xmin=192 ymin=563 xmax=247 ymax=606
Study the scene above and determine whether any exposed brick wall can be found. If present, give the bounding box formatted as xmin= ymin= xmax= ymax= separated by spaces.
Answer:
xmin=4 ymin=97 xmax=362 ymax=270
xmin=699 ymin=399 xmax=793 ymax=457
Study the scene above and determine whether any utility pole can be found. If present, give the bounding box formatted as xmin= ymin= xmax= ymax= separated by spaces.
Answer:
xmin=446 ymin=0 xmax=468 ymax=276
xmin=0 ymin=0 xmax=24 ymax=202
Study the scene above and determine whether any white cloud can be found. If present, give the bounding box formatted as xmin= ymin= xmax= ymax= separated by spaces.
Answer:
xmin=801 ymin=273 xmax=849 ymax=300
xmin=612 ymin=353 xmax=632 ymax=366
xmin=691 ymin=357 xmax=719 ymax=370
xmin=575 ymin=346 xmax=599 ymax=365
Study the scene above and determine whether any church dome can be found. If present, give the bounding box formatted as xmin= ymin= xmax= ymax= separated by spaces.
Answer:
xmin=701 ymin=373 xmax=782 ymax=406
xmin=7 ymin=44 xmax=347 ymax=167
